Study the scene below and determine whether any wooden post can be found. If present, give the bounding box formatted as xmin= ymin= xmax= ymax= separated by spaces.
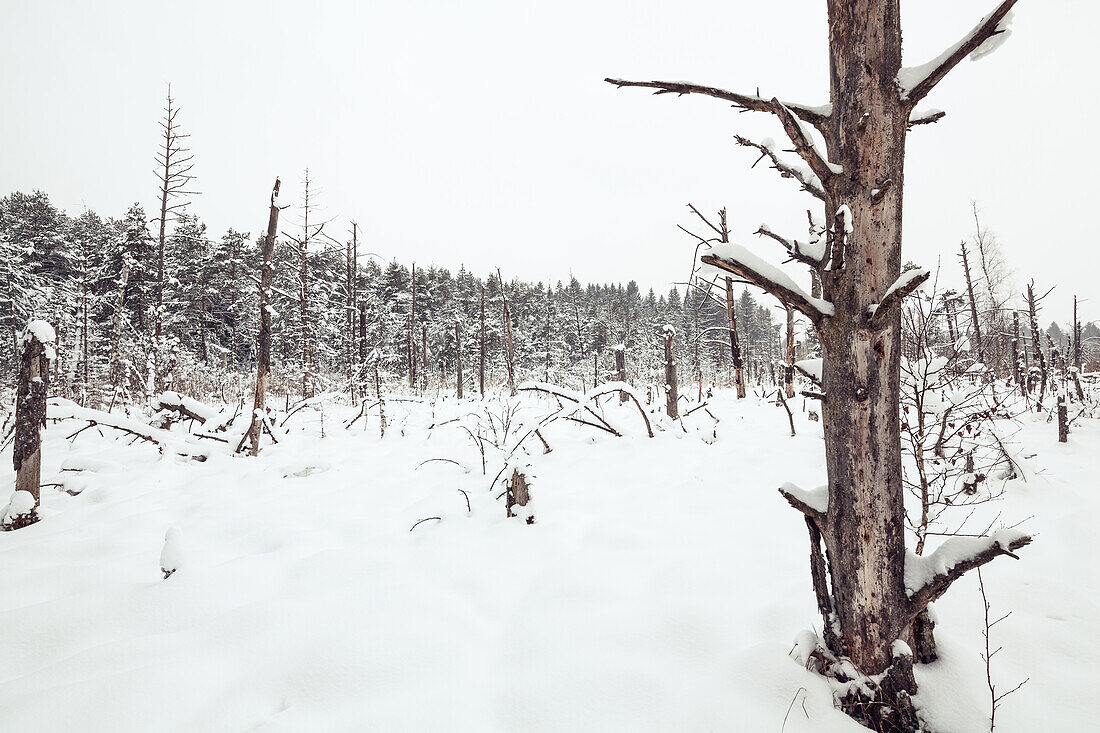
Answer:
xmin=13 ymin=321 xmax=54 ymax=524
xmin=455 ymin=320 xmax=464 ymax=398
xmin=662 ymin=325 xmax=678 ymax=419
xmin=239 ymin=178 xmax=281 ymax=456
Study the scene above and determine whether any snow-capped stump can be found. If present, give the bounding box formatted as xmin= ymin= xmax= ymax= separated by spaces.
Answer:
xmin=13 ymin=320 xmax=55 ymax=526
xmin=506 ymin=468 xmax=534 ymax=524
xmin=1 ymin=490 xmax=38 ymax=531
xmin=160 ymin=527 xmax=184 ymax=579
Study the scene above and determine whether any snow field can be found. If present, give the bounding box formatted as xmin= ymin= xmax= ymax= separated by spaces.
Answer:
xmin=0 ymin=391 xmax=1095 ymax=732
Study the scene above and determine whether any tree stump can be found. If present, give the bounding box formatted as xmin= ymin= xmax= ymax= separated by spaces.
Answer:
xmin=506 ymin=469 xmax=533 ymax=524
xmin=11 ymin=321 xmax=54 ymax=528
xmin=1057 ymin=396 xmax=1068 ymax=443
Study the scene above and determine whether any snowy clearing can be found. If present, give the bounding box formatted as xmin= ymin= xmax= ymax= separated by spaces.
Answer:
xmin=1 ymin=391 xmax=1095 ymax=732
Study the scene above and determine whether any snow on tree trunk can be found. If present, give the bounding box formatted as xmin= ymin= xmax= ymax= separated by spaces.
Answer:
xmin=662 ymin=325 xmax=678 ymax=420
xmin=13 ymin=320 xmax=54 ymax=526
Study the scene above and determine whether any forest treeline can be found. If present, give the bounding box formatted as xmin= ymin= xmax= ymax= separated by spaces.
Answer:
xmin=0 ymin=188 xmax=804 ymax=403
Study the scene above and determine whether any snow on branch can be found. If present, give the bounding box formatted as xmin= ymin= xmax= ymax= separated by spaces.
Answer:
xmin=769 ymin=98 xmax=841 ymax=184
xmin=794 ymin=358 xmax=823 ymax=386
xmin=866 ymin=268 xmax=931 ymax=328
xmin=755 ymin=223 xmax=825 ymax=267
xmin=779 ymin=482 xmax=828 ymax=526
xmin=906 ymin=529 xmax=1031 ymax=615
xmin=733 ymin=135 xmax=826 ymax=201
xmin=898 ymin=0 xmax=1018 ymax=104
xmin=701 ymin=243 xmax=834 ymax=323
xmin=604 ymin=78 xmax=830 ymax=129
xmin=908 ymin=107 xmax=947 ymax=128
xmin=47 ymin=400 xmax=211 ymax=461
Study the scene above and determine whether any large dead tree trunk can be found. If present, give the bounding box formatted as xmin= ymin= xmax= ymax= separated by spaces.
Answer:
xmin=455 ymin=320 xmax=464 ymax=398
xmin=13 ymin=322 xmax=53 ymax=523
xmin=609 ymin=2 xmax=1028 ymax=728
xmin=240 ymin=179 xmax=281 ymax=456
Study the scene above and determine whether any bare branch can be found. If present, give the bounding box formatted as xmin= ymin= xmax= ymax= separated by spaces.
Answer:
xmin=779 ymin=482 xmax=827 ymax=528
xmin=900 ymin=0 xmax=1018 ymax=104
xmin=754 ymin=225 xmax=821 ymax=268
xmin=867 ymin=268 xmax=931 ymax=328
xmin=701 ymin=247 xmax=830 ymax=324
xmin=733 ymin=135 xmax=827 ymax=201
xmin=907 ymin=532 xmax=1032 ymax=618
xmin=604 ymin=78 xmax=829 ymax=129
xmin=769 ymin=98 xmax=838 ymax=184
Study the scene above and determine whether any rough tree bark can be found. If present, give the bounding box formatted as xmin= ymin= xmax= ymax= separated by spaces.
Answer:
xmin=608 ymin=1 xmax=1028 ymax=728
xmin=240 ymin=179 xmax=281 ymax=456
xmin=13 ymin=322 xmax=53 ymax=523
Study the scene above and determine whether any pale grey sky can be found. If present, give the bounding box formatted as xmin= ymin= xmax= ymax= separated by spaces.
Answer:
xmin=2 ymin=0 xmax=1096 ymax=323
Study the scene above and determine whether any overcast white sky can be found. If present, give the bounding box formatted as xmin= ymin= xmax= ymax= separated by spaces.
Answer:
xmin=2 ymin=0 xmax=1096 ymax=323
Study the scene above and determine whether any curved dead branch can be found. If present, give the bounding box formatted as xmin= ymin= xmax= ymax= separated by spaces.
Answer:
xmin=604 ymin=78 xmax=829 ymax=130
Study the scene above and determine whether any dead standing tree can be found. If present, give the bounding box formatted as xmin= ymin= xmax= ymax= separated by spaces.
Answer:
xmin=239 ymin=179 xmax=283 ymax=456
xmin=11 ymin=322 xmax=54 ymax=528
xmin=153 ymin=84 xmax=198 ymax=346
xmin=608 ymin=2 xmax=1030 ymax=728
xmin=960 ymin=240 xmax=985 ymax=366
xmin=662 ymin=325 xmax=678 ymax=419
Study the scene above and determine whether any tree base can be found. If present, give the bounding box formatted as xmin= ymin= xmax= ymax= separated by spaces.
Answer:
xmin=2 ymin=509 xmax=40 ymax=531
xmin=800 ymin=635 xmax=921 ymax=732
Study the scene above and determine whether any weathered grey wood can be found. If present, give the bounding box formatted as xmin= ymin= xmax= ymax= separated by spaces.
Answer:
xmin=14 ymin=324 xmax=52 ymax=521
xmin=608 ymin=5 xmax=1028 ymax=726
xmin=506 ymin=469 xmax=533 ymax=523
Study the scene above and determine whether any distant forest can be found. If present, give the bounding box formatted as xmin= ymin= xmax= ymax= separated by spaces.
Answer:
xmin=0 ymin=186 xmax=812 ymax=403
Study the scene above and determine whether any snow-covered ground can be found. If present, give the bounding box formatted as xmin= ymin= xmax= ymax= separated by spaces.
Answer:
xmin=0 ymin=390 xmax=1095 ymax=732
